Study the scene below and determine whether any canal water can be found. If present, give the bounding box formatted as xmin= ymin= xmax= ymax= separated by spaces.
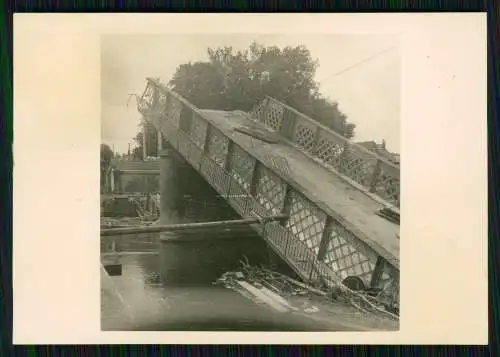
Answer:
xmin=101 ymin=231 xmax=351 ymax=331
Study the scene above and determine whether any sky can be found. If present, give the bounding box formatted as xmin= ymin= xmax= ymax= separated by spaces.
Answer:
xmin=101 ymin=34 xmax=400 ymax=154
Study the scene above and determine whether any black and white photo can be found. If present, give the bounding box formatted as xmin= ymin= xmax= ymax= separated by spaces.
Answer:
xmin=100 ymin=34 xmax=401 ymax=331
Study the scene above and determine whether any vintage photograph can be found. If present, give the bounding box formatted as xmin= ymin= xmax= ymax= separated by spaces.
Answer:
xmin=100 ymin=34 xmax=400 ymax=331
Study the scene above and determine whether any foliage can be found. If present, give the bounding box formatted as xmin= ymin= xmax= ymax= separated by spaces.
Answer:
xmin=131 ymin=123 xmax=159 ymax=159
xmin=100 ymin=143 xmax=114 ymax=192
xmin=168 ymin=61 xmax=226 ymax=110
xmin=131 ymin=131 xmax=143 ymax=160
xmin=168 ymin=42 xmax=356 ymax=138
xmin=100 ymin=143 xmax=113 ymax=170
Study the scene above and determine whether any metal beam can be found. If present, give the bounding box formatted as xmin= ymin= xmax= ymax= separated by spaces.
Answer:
xmin=370 ymin=256 xmax=386 ymax=288
xmin=317 ymin=216 xmax=335 ymax=261
xmin=115 ymin=170 xmax=160 ymax=175
xmin=101 ymin=215 xmax=287 ymax=236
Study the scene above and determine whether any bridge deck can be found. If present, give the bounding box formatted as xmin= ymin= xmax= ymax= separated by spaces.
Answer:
xmin=200 ymin=109 xmax=399 ymax=260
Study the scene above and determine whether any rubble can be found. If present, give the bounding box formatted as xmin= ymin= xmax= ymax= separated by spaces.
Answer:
xmin=213 ymin=256 xmax=399 ymax=321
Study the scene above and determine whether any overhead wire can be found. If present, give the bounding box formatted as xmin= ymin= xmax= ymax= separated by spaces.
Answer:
xmin=319 ymin=45 xmax=398 ymax=91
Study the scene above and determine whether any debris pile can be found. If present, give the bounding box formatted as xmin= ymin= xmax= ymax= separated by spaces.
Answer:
xmin=213 ymin=257 xmax=399 ymax=321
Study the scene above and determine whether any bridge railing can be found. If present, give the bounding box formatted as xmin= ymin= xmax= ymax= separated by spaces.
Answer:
xmin=250 ymin=96 xmax=400 ymax=208
xmin=138 ymin=78 xmax=399 ymax=310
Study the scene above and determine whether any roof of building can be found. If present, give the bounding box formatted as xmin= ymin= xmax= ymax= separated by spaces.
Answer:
xmin=356 ymin=141 xmax=400 ymax=165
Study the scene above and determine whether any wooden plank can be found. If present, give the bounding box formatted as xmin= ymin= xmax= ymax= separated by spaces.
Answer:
xmin=235 ymin=281 xmax=289 ymax=313
xmin=258 ymin=286 xmax=300 ymax=312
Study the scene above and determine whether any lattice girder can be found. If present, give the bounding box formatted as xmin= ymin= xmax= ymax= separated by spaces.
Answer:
xmin=190 ymin=112 xmax=209 ymax=149
xmin=315 ymin=131 xmax=347 ymax=169
xmin=285 ymin=191 xmax=327 ymax=256
xmin=292 ymin=119 xmax=317 ymax=154
xmin=227 ymin=144 xmax=256 ymax=192
xmin=157 ymin=92 xmax=168 ymax=115
xmin=263 ymin=100 xmax=285 ymax=132
xmin=249 ymin=95 xmax=400 ymax=208
xmin=177 ymin=130 xmax=191 ymax=160
xmin=206 ymin=127 xmax=229 ymax=167
xmin=254 ymin=164 xmax=287 ymax=216
xmin=377 ymin=261 xmax=400 ymax=308
xmin=340 ymin=146 xmax=378 ymax=187
xmin=139 ymin=83 xmax=155 ymax=112
xmin=250 ymin=97 xmax=268 ymax=125
xmin=323 ymin=222 xmax=379 ymax=285
xmin=373 ymin=162 xmax=400 ymax=206
xmin=165 ymin=93 xmax=182 ymax=128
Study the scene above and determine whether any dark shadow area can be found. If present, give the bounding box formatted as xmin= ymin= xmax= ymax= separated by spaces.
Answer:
xmin=101 ymin=197 xmax=138 ymax=218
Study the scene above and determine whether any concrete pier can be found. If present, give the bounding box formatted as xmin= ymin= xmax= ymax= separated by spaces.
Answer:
xmin=158 ymin=144 xmax=191 ymax=284
xmin=158 ymin=145 xmax=186 ymax=226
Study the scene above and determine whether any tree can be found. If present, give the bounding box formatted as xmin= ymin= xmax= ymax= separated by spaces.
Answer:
xmin=130 ymin=123 xmax=159 ymax=160
xmin=100 ymin=143 xmax=113 ymax=171
xmin=100 ymin=143 xmax=113 ymax=191
xmin=307 ymin=95 xmax=356 ymax=138
xmin=169 ymin=61 xmax=226 ymax=110
xmin=168 ymin=42 xmax=356 ymax=138
xmin=131 ymin=131 xmax=143 ymax=160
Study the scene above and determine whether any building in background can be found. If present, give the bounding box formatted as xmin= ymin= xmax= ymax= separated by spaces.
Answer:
xmin=356 ymin=140 xmax=400 ymax=166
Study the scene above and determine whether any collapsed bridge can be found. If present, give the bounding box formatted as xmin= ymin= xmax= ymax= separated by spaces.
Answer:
xmin=107 ymin=77 xmax=400 ymax=311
